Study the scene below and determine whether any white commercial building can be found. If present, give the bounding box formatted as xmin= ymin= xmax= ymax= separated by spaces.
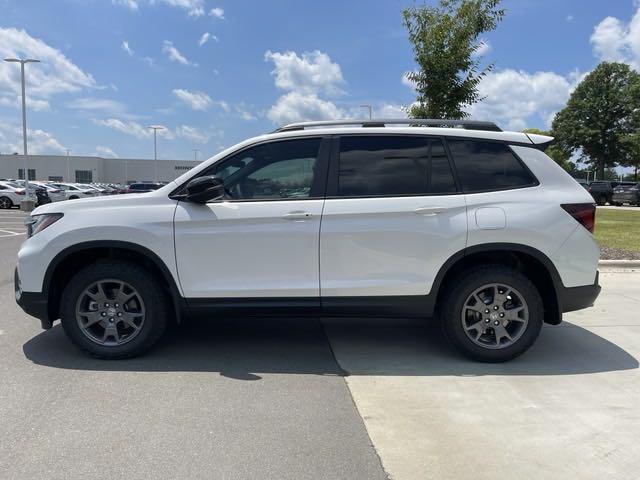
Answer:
xmin=0 ymin=154 xmax=201 ymax=184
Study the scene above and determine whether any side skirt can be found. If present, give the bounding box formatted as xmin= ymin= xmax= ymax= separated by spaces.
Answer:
xmin=186 ymin=295 xmax=434 ymax=318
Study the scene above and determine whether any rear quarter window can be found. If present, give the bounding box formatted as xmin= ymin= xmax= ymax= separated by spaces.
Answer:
xmin=447 ymin=139 xmax=537 ymax=192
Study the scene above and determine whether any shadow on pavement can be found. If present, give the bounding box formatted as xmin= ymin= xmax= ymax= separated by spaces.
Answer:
xmin=23 ymin=317 xmax=638 ymax=377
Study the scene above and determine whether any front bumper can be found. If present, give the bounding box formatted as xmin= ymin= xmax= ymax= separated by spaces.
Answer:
xmin=14 ymin=268 xmax=52 ymax=329
xmin=558 ymin=271 xmax=601 ymax=313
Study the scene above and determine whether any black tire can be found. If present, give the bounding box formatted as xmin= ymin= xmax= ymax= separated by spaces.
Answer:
xmin=0 ymin=196 xmax=13 ymax=209
xmin=60 ymin=260 xmax=170 ymax=359
xmin=596 ymin=195 xmax=607 ymax=206
xmin=440 ymin=265 xmax=543 ymax=362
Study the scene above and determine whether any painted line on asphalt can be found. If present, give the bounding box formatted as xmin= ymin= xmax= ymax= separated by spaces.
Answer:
xmin=0 ymin=229 xmax=25 ymax=237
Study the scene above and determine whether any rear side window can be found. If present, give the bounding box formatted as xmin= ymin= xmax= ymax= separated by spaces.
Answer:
xmin=337 ymin=136 xmax=457 ymax=197
xmin=447 ymin=139 xmax=536 ymax=192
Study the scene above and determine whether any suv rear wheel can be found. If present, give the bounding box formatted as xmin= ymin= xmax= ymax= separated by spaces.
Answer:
xmin=440 ymin=265 xmax=543 ymax=362
xmin=60 ymin=260 xmax=169 ymax=358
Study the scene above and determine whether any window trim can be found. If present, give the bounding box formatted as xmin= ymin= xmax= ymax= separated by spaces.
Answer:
xmin=326 ymin=134 xmax=462 ymax=199
xmin=170 ymin=136 xmax=331 ymax=203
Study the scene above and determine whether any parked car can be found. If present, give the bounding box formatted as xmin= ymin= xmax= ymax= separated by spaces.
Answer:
xmin=47 ymin=183 xmax=99 ymax=200
xmin=588 ymin=180 xmax=636 ymax=205
xmin=15 ymin=119 xmax=601 ymax=362
xmin=0 ymin=181 xmax=51 ymax=207
xmin=0 ymin=181 xmax=26 ymax=209
xmin=123 ymin=182 xmax=165 ymax=193
xmin=612 ymin=182 xmax=640 ymax=206
xmin=29 ymin=181 xmax=66 ymax=202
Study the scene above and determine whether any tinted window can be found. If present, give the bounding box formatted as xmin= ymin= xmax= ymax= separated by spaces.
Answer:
xmin=209 ymin=138 xmax=321 ymax=200
xmin=447 ymin=139 xmax=536 ymax=192
xmin=337 ymin=136 xmax=456 ymax=196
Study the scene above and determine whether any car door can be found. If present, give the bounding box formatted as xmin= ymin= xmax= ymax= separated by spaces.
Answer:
xmin=174 ymin=136 xmax=329 ymax=299
xmin=320 ymin=135 xmax=467 ymax=300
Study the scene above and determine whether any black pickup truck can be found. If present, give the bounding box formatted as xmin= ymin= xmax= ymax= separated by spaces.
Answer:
xmin=588 ymin=181 xmax=637 ymax=205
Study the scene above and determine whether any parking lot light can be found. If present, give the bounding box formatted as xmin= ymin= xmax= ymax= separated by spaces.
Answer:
xmin=4 ymin=57 xmax=41 ymax=210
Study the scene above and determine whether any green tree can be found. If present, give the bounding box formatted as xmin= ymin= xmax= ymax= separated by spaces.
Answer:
xmin=402 ymin=0 xmax=505 ymax=119
xmin=552 ymin=62 xmax=640 ymax=180
xmin=522 ymin=128 xmax=573 ymax=172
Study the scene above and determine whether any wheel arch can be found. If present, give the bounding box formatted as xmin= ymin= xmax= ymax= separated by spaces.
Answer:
xmin=432 ymin=243 xmax=563 ymax=325
xmin=43 ymin=240 xmax=185 ymax=323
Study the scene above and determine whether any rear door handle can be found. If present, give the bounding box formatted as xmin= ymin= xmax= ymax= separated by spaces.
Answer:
xmin=414 ymin=207 xmax=448 ymax=216
xmin=282 ymin=211 xmax=313 ymax=221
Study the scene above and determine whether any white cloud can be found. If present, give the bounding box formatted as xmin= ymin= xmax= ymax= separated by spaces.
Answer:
xmin=113 ymin=0 xmax=205 ymax=17
xmin=0 ymin=95 xmax=50 ymax=111
xmin=162 ymin=40 xmax=196 ymax=66
xmin=590 ymin=7 xmax=640 ymax=67
xmin=475 ymin=40 xmax=491 ymax=57
xmin=401 ymin=72 xmax=416 ymax=89
xmin=467 ymin=69 xmax=576 ymax=130
xmin=375 ymin=103 xmax=409 ymax=118
xmin=266 ymin=92 xmax=344 ymax=125
xmin=96 ymin=145 xmax=118 ymax=158
xmin=198 ymin=32 xmax=210 ymax=46
xmin=122 ymin=40 xmax=134 ymax=56
xmin=566 ymin=15 xmax=574 ymax=22
xmin=93 ymin=118 xmax=152 ymax=139
xmin=0 ymin=27 xmax=95 ymax=101
xmin=264 ymin=50 xmax=344 ymax=96
xmin=175 ymin=125 xmax=210 ymax=144
xmin=172 ymin=89 xmax=212 ymax=110
xmin=0 ymin=123 xmax=66 ymax=154
xmin=235 ymin=104 xmax=257 ymax=121
xmin=209 ymin=7 xmax=225 ymax=19
xmin=67 ymin=97 xmax=128 ymax=115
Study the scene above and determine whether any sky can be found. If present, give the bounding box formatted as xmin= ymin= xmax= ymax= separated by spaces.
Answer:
xmin=0 ymin=0 xmax=639 ymax=162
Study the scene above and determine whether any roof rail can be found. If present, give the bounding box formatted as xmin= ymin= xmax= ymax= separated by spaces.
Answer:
xmin=274 ymin=118 xmax=502 ymax=133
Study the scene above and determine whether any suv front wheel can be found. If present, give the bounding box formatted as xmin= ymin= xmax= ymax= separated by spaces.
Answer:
xmin=440 ymin=265 xmax=543 ymax=362
xmin=60 ymin=260 xmax=169 ymax=358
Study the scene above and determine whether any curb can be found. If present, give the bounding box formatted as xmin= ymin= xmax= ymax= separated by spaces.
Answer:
xmin=598 ymin=260 xmax=640 ymax=268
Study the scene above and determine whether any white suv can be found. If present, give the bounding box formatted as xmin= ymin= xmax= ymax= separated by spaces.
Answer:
xmin=15 ymin=120 xmax=601 ymax=362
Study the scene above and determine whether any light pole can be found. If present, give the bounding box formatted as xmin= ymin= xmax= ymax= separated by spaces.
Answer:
xmin=4 ymin=57 xmax=40 ymax=209
xmin=148 ymin=125 xmax=165 ymax=182
xmin=192 ymin=149 xmax=199 ymax=161
xmin=66 ymin=148 xmax=71 ymax=182
xmin=360 ymin=104 xmax=372 ymax=119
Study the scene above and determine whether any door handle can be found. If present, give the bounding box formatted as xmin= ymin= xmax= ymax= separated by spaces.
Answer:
xmin=282 ymin=211 xmax=313 ymax=220
xmin=414 ymin=206 xmax=448 ymax=216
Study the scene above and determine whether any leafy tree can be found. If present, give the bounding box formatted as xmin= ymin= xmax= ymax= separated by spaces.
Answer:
xmin=402 ymin=0 xmax=505 ymax=119
xmin=620 ymin=128 xmax=640 ymax=181
xmin=552 ymin=62 xmax=640 ymax=180
xmin=522 ymin=128 xmax=573 ymax=172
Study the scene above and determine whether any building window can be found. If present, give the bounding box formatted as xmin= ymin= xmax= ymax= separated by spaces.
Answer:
xmin=18 ymin=169 xmax=36 ymax=180
xmin=75 ymin=170 xmax=93 ymax=183
xmin=48 ymin=176 xmax=63 ymax=182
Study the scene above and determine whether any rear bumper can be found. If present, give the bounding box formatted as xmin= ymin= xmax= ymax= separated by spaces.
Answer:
xmin=14 ymin=268 xmax=52 ymax=329
xmin=558 ymin=271 xmax=601 ymax=313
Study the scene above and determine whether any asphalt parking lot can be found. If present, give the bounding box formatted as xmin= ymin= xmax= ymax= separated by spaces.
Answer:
xmin=1 ymin=207 xmax=639 ymax=479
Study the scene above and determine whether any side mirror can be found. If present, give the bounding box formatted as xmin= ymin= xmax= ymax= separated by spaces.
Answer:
xmin=185 ymin=176 xmax=225 ymax=203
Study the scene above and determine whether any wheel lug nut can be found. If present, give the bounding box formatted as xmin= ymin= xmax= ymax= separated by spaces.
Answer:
xmin=115 ymin=303 xmax=119 ymax=308
xmin=117 ymin=312 xmax=122 ymax=317
xmin=485 ymin=318 xmax=490 ymax=323
xmin=499 ymin=313 xmax=504 ymax=318
xmin=484 ymin=309 xmax=490 ymax=314
xmin=494 ymin=320 xmax=499 ymax=326
xmin=494 ymin=306 xmax=499 ymax=310
xmin=104 ymin=303 xmax=110 ymax=307
xmin=109 ymin=318 xmax=114 ymax=323
xmin=101 ymin=312 xmax=106 ymax=316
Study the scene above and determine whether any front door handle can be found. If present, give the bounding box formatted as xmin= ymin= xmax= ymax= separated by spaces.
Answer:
xmin=414 ymin=206 xmax=448 ymax=216
xmin=282 ymin=211 xmax=313 ymax=221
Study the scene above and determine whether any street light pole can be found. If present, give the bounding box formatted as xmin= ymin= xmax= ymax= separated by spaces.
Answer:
xmin=192 ymin=149 xmax=199 ymax=161
xmin=66 ymin=149 xmax=71 ymax=182
xmin=148 ymin=125 xmax=165 ymax=182
xmin=4 ymin=57 xmax=40 ymax=209
xmin=360 ymin=104 xmax=372 ymax=119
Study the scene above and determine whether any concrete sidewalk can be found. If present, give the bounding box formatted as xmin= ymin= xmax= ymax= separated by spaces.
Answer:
xmin=326 ymin=270 xmax=640 ymax=480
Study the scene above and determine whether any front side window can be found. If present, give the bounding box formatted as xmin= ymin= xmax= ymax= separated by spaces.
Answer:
xmin=337 ymin=136 xmax=457 ymax=197
xmin=207 ymin=138 xmax=321 ymax=200
xmin=447 ymin=139 xmax=536 ymax=192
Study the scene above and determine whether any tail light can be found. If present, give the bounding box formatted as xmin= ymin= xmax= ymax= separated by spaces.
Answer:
xmin=561 ymin=203 xmax=596 ymax=233
xmin=16 ymin=189 xmax=25 ymax=195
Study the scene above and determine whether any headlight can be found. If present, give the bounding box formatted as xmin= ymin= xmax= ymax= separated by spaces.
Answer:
xmin=25 ymin=213 xmax=63 ymax=238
